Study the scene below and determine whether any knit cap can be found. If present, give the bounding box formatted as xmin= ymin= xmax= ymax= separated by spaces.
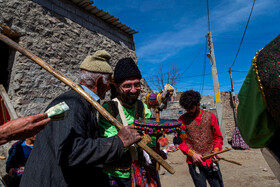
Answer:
xmin=114 ymin=57 xmax=142 ymax=84
xmin=80 ymin=50 xmax=113 ymax=74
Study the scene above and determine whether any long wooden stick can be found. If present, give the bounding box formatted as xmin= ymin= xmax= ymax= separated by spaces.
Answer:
xmin=202 ymin=148 xmax=231 ymax=160
xmin=0 ymin=99 xmax=7 ymax=123
xmin=0 ymin=84 xmax=18 ymax=120
xmin=0 ymin=33 xmax=175 ymax=174
xmin=220 ymin=157 xmax=242 ymax=166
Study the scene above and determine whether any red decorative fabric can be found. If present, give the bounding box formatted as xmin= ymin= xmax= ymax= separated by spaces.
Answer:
xmin=0 ymin=96 xmax=11 ymax=125
xmin=158 ymin=136 xmax=169 ymax=147
xmin=131 ymin=161 xmax=160 ymax=187
xmin=134 ymin=118 xmax=182 ymax=135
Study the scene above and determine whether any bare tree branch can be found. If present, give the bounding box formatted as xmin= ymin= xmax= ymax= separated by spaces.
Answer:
xmin=152 ymin=63 xmax=179 ymax=91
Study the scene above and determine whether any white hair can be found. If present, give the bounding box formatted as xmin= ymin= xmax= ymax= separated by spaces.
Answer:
xmin=79 ymin=70 xmax=110 ymax=87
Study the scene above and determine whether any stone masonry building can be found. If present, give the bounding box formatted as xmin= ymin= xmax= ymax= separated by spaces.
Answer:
xmin=0 ymin=0 xmax=152 ymax=177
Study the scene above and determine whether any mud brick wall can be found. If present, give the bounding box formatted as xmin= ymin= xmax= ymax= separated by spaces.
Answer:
xmin=0 ymin=0 xmax=152 ymax=177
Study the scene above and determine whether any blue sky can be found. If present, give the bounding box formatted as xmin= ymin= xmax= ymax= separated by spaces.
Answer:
xmin=94 ymin=0 xmax=280 ymax=96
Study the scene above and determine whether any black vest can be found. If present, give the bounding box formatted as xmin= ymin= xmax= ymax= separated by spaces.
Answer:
xmin=103 ymin=100 xmax=145 ymax=171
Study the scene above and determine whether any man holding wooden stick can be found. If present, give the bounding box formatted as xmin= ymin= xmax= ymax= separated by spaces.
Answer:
xmin=99 ymin=57 xmax=161 ymax=187
xmin=178 ymin=90 xmax=224 ymax=187
xmin=20 ymin=50 xmax=141 ymax=187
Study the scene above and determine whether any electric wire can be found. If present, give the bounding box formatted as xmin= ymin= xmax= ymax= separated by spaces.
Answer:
xmin=230 ymin=0 xmax=256 ymax=68
xmin=231 ymin=70 xmax=248 ymax=73
xmin=147 ymin=71 xmax=228 ymax=83
xmin=200 ymin=38 xmax=208 ymax=95
xmin=177 ymin=44 xmax=205 ymax=79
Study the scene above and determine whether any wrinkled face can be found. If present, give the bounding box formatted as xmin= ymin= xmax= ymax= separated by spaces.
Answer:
xmin=118 ymin=77 xmax=141 ymax=105
xmin=185 ymin=103 xmax=200 ymax=116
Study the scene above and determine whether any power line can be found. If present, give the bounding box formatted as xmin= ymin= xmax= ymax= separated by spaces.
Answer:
xmin=213 ymin=32 xmax=279 ymax=36
xmin=200 ymin=38 xmax=208 ymax=95
xmin=177 ymin=44 xmax=205 ymax=79
xmin=147 ymin=71 xmax=228 ymax=83
xmin=231 ymin=70 xmax=248 ymax=73
xmin=143 ymin=44 xmax=204 ymax=80
xmin=230 ymin=0 xmax=256 ymax=68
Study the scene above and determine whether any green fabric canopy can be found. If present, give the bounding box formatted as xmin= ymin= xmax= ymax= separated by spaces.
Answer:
xmin=237 ymin=64 xmax=278 ymax=148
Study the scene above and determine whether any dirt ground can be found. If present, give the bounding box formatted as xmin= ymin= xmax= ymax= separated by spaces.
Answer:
xmin=159 ymin=143 xmax=280 ymax=187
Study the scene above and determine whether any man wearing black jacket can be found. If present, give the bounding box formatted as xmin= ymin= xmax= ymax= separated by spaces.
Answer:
xmin=20 ymin=50 xmax=140 ymax=187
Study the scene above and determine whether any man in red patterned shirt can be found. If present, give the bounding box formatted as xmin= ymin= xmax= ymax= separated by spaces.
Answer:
xmin=178 ymin=90 xmax=224 ymax=187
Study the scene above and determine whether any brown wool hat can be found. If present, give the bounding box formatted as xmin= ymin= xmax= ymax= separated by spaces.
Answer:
xmin=80 ymin=50 xmax=113 ymax=74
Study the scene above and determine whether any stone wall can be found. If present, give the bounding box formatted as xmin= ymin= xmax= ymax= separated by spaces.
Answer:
xmin=160 ymin=101 xmax=183 ymax=120
xmin=32 ymin=0 xmax=135 ymax=50
xmin=160 ymin=92 xmax=237 ymax=143
xmin=0 ymin=0 xmax=152 ymax=117
xmin=160 ymin=95 xmax=217 ymax=120
xmin=220 ymin=91 xmax=238 ymax=143
xmin=0 ymin=0 xmax=151 ymax=177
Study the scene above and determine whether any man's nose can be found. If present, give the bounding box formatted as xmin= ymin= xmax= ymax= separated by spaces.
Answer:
xmin=130 ymin=85 xmax=137 ymax=93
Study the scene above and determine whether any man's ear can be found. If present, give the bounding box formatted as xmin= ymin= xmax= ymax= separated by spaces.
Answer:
xmin=96 ymin=75 xmax=104 ymax=87
xmin=197 ymin=103 xmax=200 ymax=107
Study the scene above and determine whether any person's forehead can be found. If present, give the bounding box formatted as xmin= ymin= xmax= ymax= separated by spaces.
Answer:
xmin=186 ymin=105 xmax=196 ymax=110
xmin=120 ymin=78 xmax=140 ymax=84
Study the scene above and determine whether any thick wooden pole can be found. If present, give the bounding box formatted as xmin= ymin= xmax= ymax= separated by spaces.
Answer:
xmin=207 ymin=31 xmax=228 ymax=147
xmin=0 ymin=99 xmax=7 ymax=123
xmin=0 ymin=33 xmax=175 ymax=174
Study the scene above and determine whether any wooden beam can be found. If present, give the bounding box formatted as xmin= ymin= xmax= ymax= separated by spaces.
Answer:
xmin=0 ymin=24 xmax=21 ymax=39
xmin=0 ymin=85 xmax=18 ymax=120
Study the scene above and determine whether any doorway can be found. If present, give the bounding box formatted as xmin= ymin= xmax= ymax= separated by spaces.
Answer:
xmin=0 ymin=41 xmax=11 ymax=91
xmin=0 ymin=24 xmax=20 ymax=92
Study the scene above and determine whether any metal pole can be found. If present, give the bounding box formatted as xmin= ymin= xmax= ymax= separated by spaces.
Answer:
xmin=229 ymin=68 xmax=237 ymax=125
xmin=229 ymin=68 xmax=234 ymax=92
xmin=206 ymin=31 xmax=228 ymax=146
xmin=229 ymin=68 xmax=237 ymax=109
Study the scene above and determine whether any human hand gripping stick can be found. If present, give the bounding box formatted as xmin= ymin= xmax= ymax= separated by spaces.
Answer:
xmin=117 ymin=125 xmax=141 ymax=148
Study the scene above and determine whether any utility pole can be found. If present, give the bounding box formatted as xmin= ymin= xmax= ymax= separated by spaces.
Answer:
xmin=206 ymin=31 xmax=228 ymax=146
xmin=229 ymin=68 xmax=237 ymax=110
xmin=229 ymin=68 xmax=237 ymax=125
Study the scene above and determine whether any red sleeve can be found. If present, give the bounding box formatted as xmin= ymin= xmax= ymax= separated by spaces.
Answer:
xmin=211 ymin=113 xmax=223 ymax=151
xmin=178 ymin=115 xmax=194 ymax=156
